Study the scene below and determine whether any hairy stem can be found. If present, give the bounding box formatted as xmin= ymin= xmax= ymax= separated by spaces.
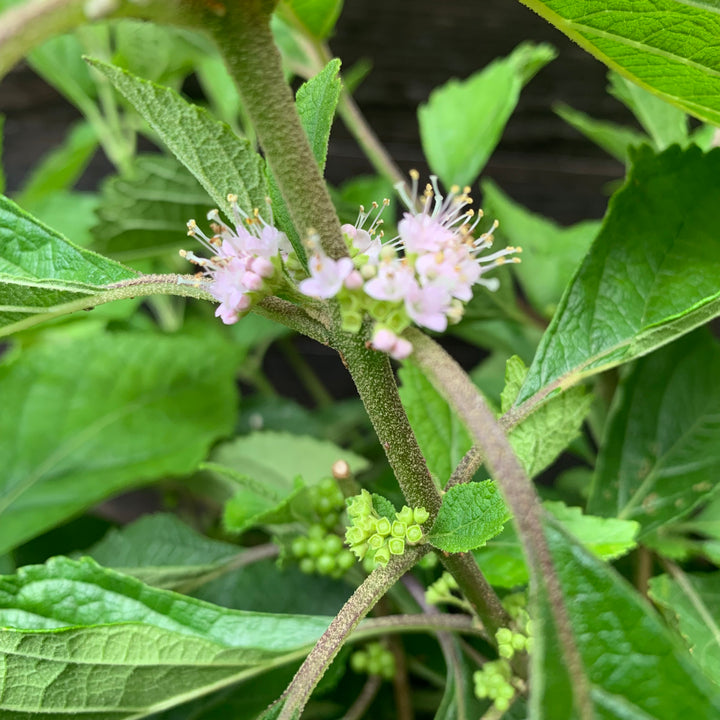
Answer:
xmin=203 ymin=1 xmax=346 ymax=260
xmin=407 ymin=328 xmax=593 ymax=720
xmin=277 ymin=546 xmax=427 ymax=720
xmin=342 ymin=674 xmax=382 ymax=720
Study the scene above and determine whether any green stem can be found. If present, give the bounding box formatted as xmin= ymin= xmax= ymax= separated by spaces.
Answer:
xmin=277 ymin=546 xmax=427 ymax=720
xmin=406 ymin=328 xmax=593 ymax=720
xmin=204 ymin=1 xmax=346 ymax=259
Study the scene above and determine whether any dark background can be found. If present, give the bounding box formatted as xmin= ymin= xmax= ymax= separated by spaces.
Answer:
xmin=1 ymin=0 xmax=628 ymax=224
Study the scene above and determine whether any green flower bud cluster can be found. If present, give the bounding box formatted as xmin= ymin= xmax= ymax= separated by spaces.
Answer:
xmin=500 ymin=592 xmax=533 ymax=654
xmin=309 ymin=477 xmax=346 ymax=529
xmin=349 ymin=641 xmax=396 ymax=680
xmin=291 ymin=524 xmax=356 ymax=579
xmin=496 ymin=627 xmax=531 ymax=659
xmin=425 ymin=572 xmax=459 ymax=605
xmin=345 ymin=490 xmax=428 ymax=567
xmin=473 ymin=659 xmax=515 ymax=712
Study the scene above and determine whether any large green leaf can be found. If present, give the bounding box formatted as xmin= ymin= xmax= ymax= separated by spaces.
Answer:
xmin=89 ymin=59 xmax=268 ymax=217
xmin=517 ymin=0 xmax=720 ymax=126
xmin=532 ymin=522 xmax=720 ymax=718
xmin=398 ymin=362 xmax=472 ymax=486
xmin=516 ymin=145 xmax=720 ymax=406
xmin=92 ymin=154 xmax=212 ymax=261
xmin=0 ymin=330 xmax=237 ymax=554
xmin=427 ymin=481 xmax=510 ymax=553
xmin=482 ymin=180 xmax=600 ymax=318
xmin=418 ymin=43 xmax=555 ymax=188
xmin=0 ymin=194 xmax=141 ymax=335
xmin=589 ymin=330 xmax=720 ymax=535
xmin=0 ymin=556 xmax=330 ymax=719
xmin=649 ymin=570 xmax=720 ymax=685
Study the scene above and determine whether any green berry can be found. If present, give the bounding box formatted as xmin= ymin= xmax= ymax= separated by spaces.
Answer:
xmin=511 ymin=633 xmax=526 ymax=651
xmin=321 ymin=511 xmax=340 ymax=529
xmin=307 ymin=539 xmax=324 ymax=558
xmin=323 ymin=534 xmax=343 ymax=555
xmin=350 ymin=652 xmax=368 ymax=673
xmin=299 ymin=558 xmax=315 ymax=574
xmin=498 ymin=644 xmax=514 ymax=659
xmin=319 ymin=477 xmax=336 ymax=496
xmin=496 ymin=628 xmax=513 ymax=644
xmin=291 ymin=537 xmax=308 ymax=558
xmin=316 ymin=496 xmax=334 ymax=515
xmin=388 ymin=537 xmax=405 ymax=555
xmin=308 ymin=524 xmax=326 ymax=541
xmin=337 ymin=550 xmax=356 ymax=571
xmin=406 ymin=524 xmax=423 ymax=544
xmin=316 ymin=554 xmax=336 ymax=575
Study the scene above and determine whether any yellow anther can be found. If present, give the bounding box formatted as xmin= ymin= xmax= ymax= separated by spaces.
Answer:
xmin=409 ymin=169 xmax=420 ymax=180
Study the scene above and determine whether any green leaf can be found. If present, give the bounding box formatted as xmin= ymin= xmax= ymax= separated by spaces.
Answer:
xmin=589 ymin=330 xmax=720 ymax=535
xmin=268 ymin=59 xmax=341 ymax=262
xmin=554 ymin=102 xmax=650 ymax=163
xmin=428 ymin=481 xmax=510 ymax=553
xmin=532 ymin=522 xmax=720 ymax=718
xmin=0 ymin=194 xmax=142 ymax=335
xmin=92 ymin=154 xmax=212 ymax=261
xmin=474 ymin=502 xmax=639 ymax=588
xmin=649 ymin=570 xmax=720 ymax=685
xmin=516 ymin=145 xmax=720 ymax=406
xmin=433 ymin=640 xmax=484 ymax=720
xmin=17 ymin=121 xmax=98 ymax=205
xmin=516 ymin=0 xmax=720 ymax=127
xmin=418 ymin=42 xmax=556 ymax=188
xmin=482 ymin=179 xmax=600 ymax=319
xmin=0 ymin=556 xmax=330 ymax=718
xmin=278 ymin=0 xmax=344 ymax=39
xmin=208 ymin=431 xmax=368 ymax=533
xmin=0 ymin=330 xmax=238 ymax=554
xmin=0 ymin=114 xmax=5 ymax=195
xmin=86 ymin=513 xmax=244 ymax=592
xmin=89 ymin=59 xmax=268 ymax=217
xmin=398 ymin=362 xmax=472 ymax=486
xmin=608 ymin=71 xmax=689 ymax=148
xmin=20 ymin=190 xmax=100 ymax=248
xmin=501 ymin=356 xmax=592 ymax=478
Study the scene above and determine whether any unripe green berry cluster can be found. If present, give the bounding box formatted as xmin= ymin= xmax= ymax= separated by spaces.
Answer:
xmin=350 ymin=642 xmax=396 ymax=680
xmin=345 ymin=490 xmax=428 ymax=567
xmin=496 ymin=627 xmax=531 ymax=659
xmin=500 ymin=593 xmax=533 ymax=654
xmin=425 ymin=572 xmax=459 ymax=605
xmin=473 ymin=659 xmax=515 ymax=712
xmin=291 ymin=524 xmax=355 ymax=579
xmin=309 ymin=477 xmax=346 ymax=529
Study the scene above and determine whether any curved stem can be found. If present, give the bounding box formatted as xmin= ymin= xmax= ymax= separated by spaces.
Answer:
xmin=407 ymin=328 xmax=593 ymax=720
xmin=205 ymin=2 xmax=346 ymax=260
xmin=342 ymin=675 xmax=382 ymax=720
xmin=277 ymin=546 xmax=427 ymax=720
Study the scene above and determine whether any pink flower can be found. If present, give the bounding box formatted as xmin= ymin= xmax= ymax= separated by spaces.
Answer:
xmin=404 ymin=282 xmax=451 ymax=332
xmin=370 ymin=327 xmax=413 ymax=360
xmin=363 ymin=260 xmax=416 ymax=302
xmin=398 ymin=212 xmax=455 ymax=254
xmin=299 ymin=254 xmax=355 ymax=299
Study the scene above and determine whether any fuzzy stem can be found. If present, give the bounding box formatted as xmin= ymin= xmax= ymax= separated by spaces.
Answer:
xmin=277 ymin=546 xmax=427 ymax=720
xmin=407 ymin=328 xmax=593 ymax=720
xmin=202 ymin=1 xmax=346 ymax=260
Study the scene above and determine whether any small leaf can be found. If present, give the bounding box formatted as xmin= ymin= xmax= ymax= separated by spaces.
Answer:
xmin=502 ymin=356 xmax=592 ymax=478
xmin=428 ymin=481 xmax=510 ymax=553
xmin=278 ymin=0 xmax=344 ymax=39
xmin=89 ymin=58 xmax=268 ymax=217
xmin=0 ymin=330 xmax=238 ymax=553
xmin=589 ymin=329 xmax=720 ymax=535
xmin=399 ymin=362 xmax=472 ymax=486
xmin=418 ymin=42 xmax=555 ymax=187
xmin=517 ymin=145 xmax=720 ymax=406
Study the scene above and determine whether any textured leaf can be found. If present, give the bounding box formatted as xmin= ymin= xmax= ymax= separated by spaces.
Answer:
xmin=418 ymin=43 xmax=555 ymax=187
xmin=399 ymin=362 xmax=472 ymax=486
xmin=89 ymin=59 xmax=267 ymax=218
xmin=554 ymin=102 xmax=650 ymax=163
xmin=0 ymin=556 xmax=330 ymax=718
xmin=0 ymin=115 xmax=5 ymax=195
xmin=531 ymin=522 xmax=720 ymax=718
xmin=649 ymin=570 xmax=720 ymax=685
xmin=517 ymin=0 xmax=720 ymax=126
xmin=589 ymin=330 xmax=720 ymax=535
xmin=0 ymin=194 xmax=139 ymax=335
xmin=428 ymin=481 xmax=510 ymax=553
xmin=517 ymin=145 xmax=720 ymax=406
xmin=92 ymin=154 xmax=212 ymax=261
xmin=0 ymin=330 xmax=237 ymax=554
xmin=501 ymin=356 xmax=592 ymax=477
xmin=17 ymin=121 xmax=98 ymax=206
xmin=482 ymin=180 xmax=599 ymax=318
xmin=87 ymin=514 xmax=244 ymax=591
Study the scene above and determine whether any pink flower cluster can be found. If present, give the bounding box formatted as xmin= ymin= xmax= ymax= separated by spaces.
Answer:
xmin=181 ymin=195 xmax=290 ymax=324
xmin=299 ymin=173 xmax=521 ymax=359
